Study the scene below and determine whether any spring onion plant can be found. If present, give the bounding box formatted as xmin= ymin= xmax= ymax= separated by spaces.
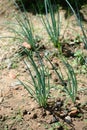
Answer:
xmin=46 ymin=56 xmax=78 ymax=103
xmin=8 ymin=0 xmax=36 ymax=50
xmin=63 ymin=58 xmax=78 ymax=103
xmin=41 ymin=0 xmax=61 ymax=52
xmin=65 ymin=0 xmax=87 ymax=49
xmin=19 ymin=51 xmax=51 ymax=108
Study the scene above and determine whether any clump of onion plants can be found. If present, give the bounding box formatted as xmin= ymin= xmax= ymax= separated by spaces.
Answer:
xmin=8 ymin=0 xmax=37 ymax=51
xmin=46 ymin=56 xmax=78 ymax=104
xmin=41 ymin=0 xmax=61 ymax=52
xmin=19 ymin=51 xmax=51 ymax=108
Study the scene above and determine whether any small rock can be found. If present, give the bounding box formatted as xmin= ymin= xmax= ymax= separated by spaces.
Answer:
xmin=65 ymin=116 xmax=72 ymax=124
xmin=10 ymin=81 xmax=21 ymax=88
xmin=46 ymin=110 xmax=51 ymax=115
xmin=70 ymin=107 xmax=78 ymax=111
xmin=52 ymin=73 xmax=59 ymax=83
xmin=22 ymin=42 xmax=31 ymax=50
xmin=0 ymin=90 xmax=3 ymax=97
xmin=76 ymin=96 xmax=80 ymax=100
xmin=11 ymin=127 xmax=17 ymax=130
xmin=69 ymin=107 xmax=78 ymax=117
xmin=84 ymin=105 xmax=87 ymax=111
xmin=30 ymin=113 xmax=37 ymax=119
xmin=42 ymin=111 xmax=46 ymax=117
xmin=7 ymin=62 xmax=12 ymax=69
xmin=53 ymin=100 xmax=62 ymax=110
xmin=0 ymin=115 xmax=2 ymax=119
xmin=5 ymin=59 xmax=12 ymax=69
xmin=33 ymin=113 xmax=37 ymax=119
xmin=67 ymin=101 xmax=72 ymax=106
xmin=53 ymin=77 xmax=59 ymax=82
xmin=50 ymin=116 xmax=59 ymax=124
xmin=21 ymin=68 xmax=27 ymax=73
xmin=54 ymin=62 xmax=59 ymax=67
xmin=37 ymin=123 xmax=41 ymax=127
xmin=0 ymin=55 xmax=7 ymax=61
xmin=82 ymin=126 xmax=87 ymax=130
xmin=2 ymin=116 xmax=7 ymax=121
xmin=20 ymin=122 xmax=22 ymax=125
xmin=28 ymin=111 xmax=31 ymax=115
xmin=9 ymin=72 xmax=17 ymax=79
xmin=76 ymin=101 xmax=81 ymax=106
xmin=0 ymin=97 xmax=4 ymax=103
xmin=69 ymin=110 xmax=78 ymax=117
xmin=60 ymin=110 xmax=68 ymax=118
xmin=22 ymin=109 xmax=28 ymax=116
xmin=44 ymin=50 xmax=50 ymax=56
xmin=11 ymin=107 xmax=13 ymax=110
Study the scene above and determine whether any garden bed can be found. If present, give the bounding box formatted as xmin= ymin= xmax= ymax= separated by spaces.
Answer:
xmin=0 ymin=0 xmax=87 ymax=130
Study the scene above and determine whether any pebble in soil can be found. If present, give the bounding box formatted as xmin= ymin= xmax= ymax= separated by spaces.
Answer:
xmin=65 ymin=116 xmax=72 ymax=124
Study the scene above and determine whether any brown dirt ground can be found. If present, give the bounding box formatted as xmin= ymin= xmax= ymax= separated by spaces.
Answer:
xmin=0 ymin=1 xmax=87 ymax=130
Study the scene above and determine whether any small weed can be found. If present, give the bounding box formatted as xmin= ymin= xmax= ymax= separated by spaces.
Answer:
xmin=0 ymin=65 xmax=6 ymax=70
xmin=45 ymin=122 xmax=69 ymax=130
xmin=84 ymin=119 xmax=87 ymax=123
xmin=11 ymin=62 xmax=18 ymax=69
xmin=72 ymin=50 xmax=87 ymax=74
xmin=4 ymin=125 xmax=8 ymax=130
xmin=74 ymin=34 xmax=83 ymax=43
xmin=81 ymin=65 xmax=87 ymax=73
xmin=16 ymin=114 xmax=23 ymax=122
xmin=11 ymin=109 xmax=23 ymax=122
xmin=74 ymin=50 xmax=85 ymax=65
